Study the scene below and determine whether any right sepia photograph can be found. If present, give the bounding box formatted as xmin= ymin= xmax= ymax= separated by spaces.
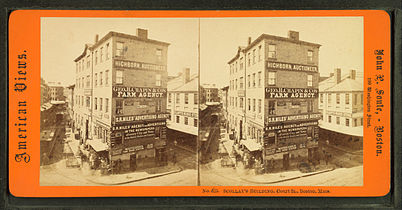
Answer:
xmin=199 ymin=17 xmax=364 ymax=186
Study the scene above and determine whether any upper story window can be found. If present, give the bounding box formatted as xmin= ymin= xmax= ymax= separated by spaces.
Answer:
xmin=258 ymin=99 xmax=262 ymax=113
xmin=307 ymin=74 xmax=313 ymax=87
xmin=268 ymin=72 xmax=276 ymax=85
xmin=253 ymin=73 xmax=256 ymax=87
xmin=86 ymin=75 xmax=90 ymax=88
xmin=354 ymin=94 xmax=358 ymax=105
xmin=360 ymin=93 xmax=363 ymax=104
xmin=235 ymin=79 xmax=238 ymax=90
xmin=94 ymin=73 xmax=98 ymax=87
xmin=156 ymin=49 xmax=162 ymax=61
xmin=100 ymin=47 xmax=104 ymax=63
xmin=86 ymin=55 xmax=90 ymax=69
xmin=185 ymin=93 xmax=189 ymax=104
xmin=247 ymin=75 xmax=251 ymax=87
xmin=345 ymin=93 xmax=350 ymax=104
xmin=116 ymin=70 xmax=123 ymax=84
xmin=307 ymin=50 xmax=313 ymax=62
xmin=252 ymin=49 xmax=256 ymax=64
xmin=99 ymin=72 xmax=103 ymax=86
xmin=268 ymin=44 xmax=276 ymax=59
xmin=258 ymin=71 xmax=262 ymax=87
xmin=94 ymin=97 xmax=97 ymax=110
xmin=320 ymin=93 xmax=324 ymax=103
xmin=105 ymin=98 xmax=109 ymax=113
xmin=95 ymin=50 xmax=98 ymax=65
xmin=239 ymin=77 xmax=244 ymax=89
xmin=156 ymin=74 xmax=162 ymax=86
xmin=240 ymin=57 xmax=244 ymax=70
xmin=194 ymin=93 xmax=198 ymax=105
xmin=328 ymin=93 xmax=332 ymax=104
xmin=235 ymin=61 xmax=238 ymax=72
xmin=336 ymin=93 xmax=340 ymax=104
xmin=268 ymin=101 xmax=276 ymax=115
xmin=105 ymin=70 xmax=109 ymax=85
xmin=106 ymin=43 xmax=110 ymax=60
xmin=76 ymin=63 xmax=78 ymax=73
xmin=176 ymin=93 xmax=180 ymax=104
xmin=258 ymin=45 xmax=262 ymax=62
xmin=116 ymin=42 xmax=124 ymax=57
xmin=247 ymin=53 xmax=251 ymax=66
xmin=168 ymin=93 xmax=172 ymax=103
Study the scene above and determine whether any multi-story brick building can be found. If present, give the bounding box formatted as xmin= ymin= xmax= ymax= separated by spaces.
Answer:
xmin=48 ymin=82 xmax=65 ymax=102
xmin=318 ymin=68 xmax=363 ymax=149
xmin=201 ymin=83 xmax=219 ymax=103
xmin=167 ymin=68 xmax=198 ymax=149
xmin=73 ymin=29 xmax=170 ymax=172
xmin=227 ymin=31 xmax=321 ymax=170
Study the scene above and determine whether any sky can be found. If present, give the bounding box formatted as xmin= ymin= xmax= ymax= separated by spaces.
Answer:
xmin=200 ymin=17 xmax=363 ymax=88
xmin=41 ymin=17 xmax=363 ymax=88
xmin=41 ymin=18 xmax=199 ymax=86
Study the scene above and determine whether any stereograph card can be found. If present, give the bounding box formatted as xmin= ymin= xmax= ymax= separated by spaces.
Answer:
xmin=8 ymin=10 xmax=391 ymax=199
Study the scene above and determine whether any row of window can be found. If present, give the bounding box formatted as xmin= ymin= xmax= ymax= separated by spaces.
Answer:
xmin=76 ymin=70 xmax=110 ymax=89
xmin=230 ymin=72 xmax=313 ymax=89
xmin=76 ymin=42 xmax=111 ymax=73
xmin=169 ymin=115 xmax=198 ymax=127
xmin=116 ymin=41 xmax=163 ymax=61
xmin=75 ymin=95 xmax=109 ymax=113
xmin=321 ymin=93 xmax=364 ymax=105
xmin=229 ymin=97 xmax=263 ymax=114
xmin=229 ymin=44 xmax=314 ymax=75
xmin=168 ymin=93 xmax=198 ymax=105
xmin=327 ymin=115 xmax=363 ymax=127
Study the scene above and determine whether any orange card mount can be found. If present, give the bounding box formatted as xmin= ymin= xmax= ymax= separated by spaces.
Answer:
xmin=9 ymin=10 xmax=390 ymax=197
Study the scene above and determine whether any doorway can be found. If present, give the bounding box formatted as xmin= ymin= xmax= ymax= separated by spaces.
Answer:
xmin=283 ymin=153 xmax=290 ymax=170
xmin=130 ymin=154 xmax=137 ymax=171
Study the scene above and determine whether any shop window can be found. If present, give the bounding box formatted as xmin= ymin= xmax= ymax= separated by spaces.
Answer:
xmin=307 ymin=50 xmax=313 ymax=62
xmin=268 ymin=44 xmax=276 ymax=58
xmin=268 ymin=101 xmax=276 ymax=115
xmin=307 ymin=74 xmax=313 ymax=87
xmin=116 ymin=42 xmax=124 ymax=57
xmin=116 ymin=70 xmax=123 ymax=84
xmin=268 ymin=72 xmax=276 ymax=85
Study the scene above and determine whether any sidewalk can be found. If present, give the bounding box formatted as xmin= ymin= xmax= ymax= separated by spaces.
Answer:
xmin=84 ymin=163 xmax=183 ymax=185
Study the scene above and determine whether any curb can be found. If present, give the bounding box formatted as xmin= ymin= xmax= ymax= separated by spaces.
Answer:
xmin=238 ymin=167 xmax=336 ymax=184
xmin=86 ymin=166 xmax=183 ymax=186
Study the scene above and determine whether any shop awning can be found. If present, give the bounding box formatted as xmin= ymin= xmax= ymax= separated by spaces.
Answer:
xmin=87 ymin=138 xmax=108 ymax=152
xmin=241 ymin=139 xmax=262 ymax=152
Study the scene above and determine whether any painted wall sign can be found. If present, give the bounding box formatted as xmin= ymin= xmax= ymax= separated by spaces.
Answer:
xmin=113 ymin=86 xmax=167 ymax=98
xmin=265 ymin=87 xmax=318 ymax=99
xmin=265 ymin=121 xmax=318 ymax=131
xmin=174 ymin=111 xmax=198 ymax=118
xmin=115 ymin=113 xmax=170 ymax=123
xmin=112 ymin=121 xmax=166 ymax=131
xmin=114 ymin=59 xmax=166 ymax=71
xmin=267 ymin=113 xmax=321 ymax=123
xmin=267 ymin=61 xmax=318 ymax=72
xmin=265 ymin=143 xmax=307 ymax=155
xmin=326 ymin=110 xmax=353 ymax=118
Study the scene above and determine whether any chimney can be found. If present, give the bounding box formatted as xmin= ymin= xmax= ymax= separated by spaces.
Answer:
xmin=182 ymin=68 xmax=190 ymax=84
xmin=288 ymin=30 xmax=299 ymax=41
xmin=94 ymin=34 xmax=99 ymax=43
xmin=136 ymin=28 xmax=148 ymax=39
xmin=334 ymin=68 xmax=342 ymax=84
xmin=349 ymin=69 xmax=356 ymax=80
xmin=248 ymin=37 xmax=251 ymax=45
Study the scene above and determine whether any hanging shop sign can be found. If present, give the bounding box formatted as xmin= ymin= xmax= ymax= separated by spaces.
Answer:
xmin=115 ymin=113 xmax=170 ymax=123
xmin=112 ymin=86 xmax=167 ymax=98
xmin=265 ymin=87 xmax=318 ymax=99
xmin=114 ymin=59 xmax=166 ymax=71
xmin=267 ymin=61 xmax=318 ymax=72
xmin=267 ymin=113 xmax=321 ymax=123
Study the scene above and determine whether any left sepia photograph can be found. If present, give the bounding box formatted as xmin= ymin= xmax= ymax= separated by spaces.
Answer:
xmin=40 ymin=18 xmax=199 ymax=186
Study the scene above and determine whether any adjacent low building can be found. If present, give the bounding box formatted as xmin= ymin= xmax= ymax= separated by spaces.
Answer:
xmin=318 ymin=68 xmax=363 ymax=149
xmin=167 ymin=68 xmax=198 ymax=150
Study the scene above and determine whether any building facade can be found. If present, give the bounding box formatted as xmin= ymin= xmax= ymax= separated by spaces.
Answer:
xmin=227 ymin=31 xmax=321 ymax=170
xmin=48 ymin=82 xmax=65 ymax=102
xmin=41 ymin=78 xmax=50 ymax=106
xmin=167 ymin=68 xmax=198 ymax=149
xmin=201 ymin=83 xmax=220 ymax=103
xmin=318 ymin=68 xmax=363 ymax=149
xmin=73 ymin=29 xmax=170 ymax=172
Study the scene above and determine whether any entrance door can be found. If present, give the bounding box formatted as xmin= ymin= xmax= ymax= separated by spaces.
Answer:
xmin=283 ymin=153 xmax=290 ymax=170
xmin=130 ymin=154 xmax=137 ymax=171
